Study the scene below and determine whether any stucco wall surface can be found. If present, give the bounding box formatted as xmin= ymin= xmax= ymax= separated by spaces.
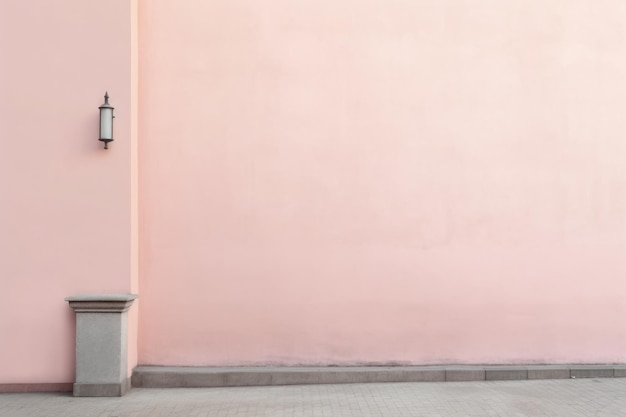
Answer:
xmin=137 ymin=1 xmax=626 ymax=365
xmin=0 ymin=1 xmax=137 ymax=384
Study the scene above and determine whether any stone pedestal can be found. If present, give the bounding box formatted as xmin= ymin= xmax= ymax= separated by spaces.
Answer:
xmin=65 ymin=293 xmax=137 ymax=397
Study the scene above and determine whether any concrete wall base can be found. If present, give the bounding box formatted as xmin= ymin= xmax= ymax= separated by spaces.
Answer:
xmin=132 ymin=365 xmax=626 ymax=388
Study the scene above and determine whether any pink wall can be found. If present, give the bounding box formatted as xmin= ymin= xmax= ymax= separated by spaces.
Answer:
xmin=139 ymin=0 xmax=626 ymax=366
xmin=3 ymin=0 xmax=625 ymax=383
xmin=0 ymin=1 xmax=138 ymax=384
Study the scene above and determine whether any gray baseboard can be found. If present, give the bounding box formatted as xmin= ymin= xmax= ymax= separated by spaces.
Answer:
xmin=132 ymin=365 xmax=626 ymax=388
xmin=0 ymin=383 xmax=73 ymax=393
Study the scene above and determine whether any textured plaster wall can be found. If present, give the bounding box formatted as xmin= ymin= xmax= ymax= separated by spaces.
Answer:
xmin=0 ymin=1 xmax=137 ymax=383
xmin=139 ymin=0 xmax=626 ymax=366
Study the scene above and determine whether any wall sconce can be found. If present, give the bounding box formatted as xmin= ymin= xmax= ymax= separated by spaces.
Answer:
xmin=99 ymin=92 xmax=114 ymax=149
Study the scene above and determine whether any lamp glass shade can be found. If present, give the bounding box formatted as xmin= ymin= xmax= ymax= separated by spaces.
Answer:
xmin=100 ymin=108 xmax=113 ymax=140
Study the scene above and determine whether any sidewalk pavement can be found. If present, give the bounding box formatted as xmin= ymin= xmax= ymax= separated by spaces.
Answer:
xmin=2 ymin=378 xmax=626 ymax=417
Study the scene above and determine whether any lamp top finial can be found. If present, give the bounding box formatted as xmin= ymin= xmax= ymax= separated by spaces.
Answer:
xmin=104 ymin=91 xmax=109 ymax=104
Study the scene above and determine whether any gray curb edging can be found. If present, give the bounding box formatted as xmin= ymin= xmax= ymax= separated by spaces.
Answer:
xmin=132 ymin=365 xmax=626 ymax=388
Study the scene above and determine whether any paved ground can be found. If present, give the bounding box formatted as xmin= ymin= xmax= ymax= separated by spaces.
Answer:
xmin=2 ymin=378 xmax=626 ymax=417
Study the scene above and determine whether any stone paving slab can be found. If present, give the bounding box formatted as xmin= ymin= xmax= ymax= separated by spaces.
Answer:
xmin=2 ymin=378 xmax=626 ymax=417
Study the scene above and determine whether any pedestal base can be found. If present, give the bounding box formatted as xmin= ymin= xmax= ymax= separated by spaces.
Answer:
xmin=73 ymin=379 xmax=130 ymax=397
xmin=66 ymin=293 xmax=137 ymax=397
